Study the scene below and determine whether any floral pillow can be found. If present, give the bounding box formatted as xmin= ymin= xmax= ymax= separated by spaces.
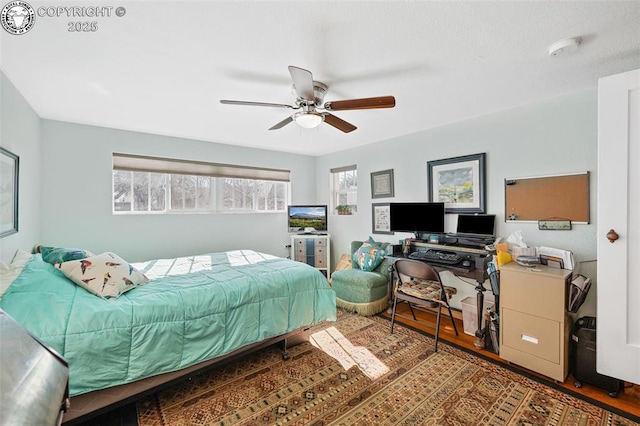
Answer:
xmin=59 ymin=252 xmax=149 ymax=299
xmin=353 ymin=243 xmax=386 ymax=272
xmin=40 ymin=246 xmax=94 ymax=267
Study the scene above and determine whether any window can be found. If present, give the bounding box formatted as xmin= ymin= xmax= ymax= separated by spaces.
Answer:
xmin=330 ymin=165 xmax=357 ymax=214
xmin=112 ymin=153 xmax=289 ymax=214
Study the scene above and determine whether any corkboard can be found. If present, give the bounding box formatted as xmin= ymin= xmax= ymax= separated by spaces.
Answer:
xmin=505 ymin=172 xmax=590 ymax=223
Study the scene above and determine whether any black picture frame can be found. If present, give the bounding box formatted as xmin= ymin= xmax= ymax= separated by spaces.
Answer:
xmin=370 ymin=169 xmax=394 ymax=199
xmin=427 ymin=153 xmax=486 ymax=214
xmin=0 ymin=147 xmax=19 ymax=238
xmin=372 ymin=203 xmax=393 ymax=234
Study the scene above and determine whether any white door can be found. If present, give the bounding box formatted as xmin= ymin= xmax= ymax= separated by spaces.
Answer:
xmin=597 ymin=68 xmax=640 ymax=384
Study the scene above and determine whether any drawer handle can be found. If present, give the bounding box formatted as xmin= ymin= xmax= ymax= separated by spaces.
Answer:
xmin=521 ymin=334 xmax=538 ymax=345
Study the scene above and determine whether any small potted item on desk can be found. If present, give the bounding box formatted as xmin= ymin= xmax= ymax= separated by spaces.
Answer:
xmin=402 ymin=238 xmax=412 ymax=255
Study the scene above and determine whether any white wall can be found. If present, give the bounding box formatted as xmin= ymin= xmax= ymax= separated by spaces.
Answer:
xmin=40 ymin=120 xmax=317 ymax=262
xmin=316 ymin=89 xmax=598 ymax=315
xmin=0 ymin=72 xmax=42 ymax=263
xmin=2 ymin=76 xmax=599 ymax=316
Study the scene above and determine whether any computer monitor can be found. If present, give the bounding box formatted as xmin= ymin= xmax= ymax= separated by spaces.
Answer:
xmin=389 ymin=202 xmax=445 ymax=236
xmin=455 ymin=214 xmax=496 ymax=238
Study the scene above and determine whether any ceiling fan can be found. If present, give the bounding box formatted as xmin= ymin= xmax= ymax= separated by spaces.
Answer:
xmin=220 ymin=66 xmax=396 ymax=133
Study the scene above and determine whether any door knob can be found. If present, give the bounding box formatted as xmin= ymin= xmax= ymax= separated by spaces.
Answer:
xmin=606 ymin=229 xmax=619 ymax=243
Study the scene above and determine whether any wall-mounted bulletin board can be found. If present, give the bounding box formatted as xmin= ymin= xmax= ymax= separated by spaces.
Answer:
xmin=504 ymin=171 xmax=590 ymax=223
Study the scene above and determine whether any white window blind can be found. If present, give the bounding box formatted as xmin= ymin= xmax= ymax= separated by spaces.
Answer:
xmin=113 ymin=153 xmax=290 ymax=182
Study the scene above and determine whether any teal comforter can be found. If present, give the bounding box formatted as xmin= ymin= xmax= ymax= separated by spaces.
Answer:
xmin=0 ymin=250 xmax=336 ymax=396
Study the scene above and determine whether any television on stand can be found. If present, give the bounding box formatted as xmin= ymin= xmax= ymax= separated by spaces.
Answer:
xmin=389 ymin=202 xmax=445 ymax=240
xmin=287 ymin=205 xmax=328 ymax=234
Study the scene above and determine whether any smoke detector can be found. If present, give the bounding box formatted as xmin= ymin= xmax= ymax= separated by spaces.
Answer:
xmin=548 ymin=37 xmax=581 ymax=57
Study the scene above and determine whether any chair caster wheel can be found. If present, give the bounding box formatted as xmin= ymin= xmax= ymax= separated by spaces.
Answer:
xmin=607 ymin=392 xmax=618 ymax=398
xmin=282 ymin=352 xmax=290 ymax=360
xmin=574 ymin=381 xmax=582 ymax=388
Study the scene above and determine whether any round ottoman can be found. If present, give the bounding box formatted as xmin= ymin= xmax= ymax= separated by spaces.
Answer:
xmin=331 ymin=268 xmax=389 ymax=316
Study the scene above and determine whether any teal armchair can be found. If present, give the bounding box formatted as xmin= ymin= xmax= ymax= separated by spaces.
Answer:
xmin=331 ymin=240 xmax=390 ymax=316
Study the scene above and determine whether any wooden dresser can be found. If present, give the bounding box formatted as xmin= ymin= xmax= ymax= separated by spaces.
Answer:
xmin=291 ymin=234 xmax=330 ymax=278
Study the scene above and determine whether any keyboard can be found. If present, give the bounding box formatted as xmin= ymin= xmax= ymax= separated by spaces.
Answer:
xmin=408 ymin=249 xmax=462 ymax=265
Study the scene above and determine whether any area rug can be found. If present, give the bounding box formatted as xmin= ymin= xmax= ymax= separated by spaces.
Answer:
xmin=135 ymin=310 xmax=639 ymax=425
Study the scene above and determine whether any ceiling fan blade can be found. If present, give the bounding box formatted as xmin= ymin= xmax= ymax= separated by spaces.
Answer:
xmin=268 ymin=116 xmax=294 ymax=130
xmin=288 ymin=66 xmax=315 ymax=101
xmin=324 ymin=96 xmax=396 ymax=111
xmin=220 ymin=100 xmax=295 ymax=109
xmin=323 ymin=113 xmax=357 ymax=133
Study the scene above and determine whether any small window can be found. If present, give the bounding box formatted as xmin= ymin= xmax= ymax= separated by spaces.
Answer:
xmin=330 ymin=165 xmax=357 ymax=214
xmin=112 ymin=153 xmax=290 ymax=214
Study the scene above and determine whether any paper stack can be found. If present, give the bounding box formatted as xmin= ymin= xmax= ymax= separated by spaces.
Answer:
xmin=537 ymin=246 xmax=575 ymax=270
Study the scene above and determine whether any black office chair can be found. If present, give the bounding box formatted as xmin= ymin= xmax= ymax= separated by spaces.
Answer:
xmin=390 ymin=259 xmax=458 ymax=352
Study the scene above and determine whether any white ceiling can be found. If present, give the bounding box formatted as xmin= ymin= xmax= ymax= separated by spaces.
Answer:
xmin=1 ymin=1 xmax=639 ymax=156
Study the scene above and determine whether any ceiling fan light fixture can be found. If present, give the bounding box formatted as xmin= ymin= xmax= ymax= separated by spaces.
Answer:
xmin=294 ymin=112 xmax=324 ymax=129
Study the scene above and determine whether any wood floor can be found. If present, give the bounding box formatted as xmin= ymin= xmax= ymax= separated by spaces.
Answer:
xmin=381 ymin=303 xmax=640 ymax=419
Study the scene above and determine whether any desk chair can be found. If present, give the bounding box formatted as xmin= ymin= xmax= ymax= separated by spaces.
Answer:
xmin=390 ymin=259 xmax=458 ymax=352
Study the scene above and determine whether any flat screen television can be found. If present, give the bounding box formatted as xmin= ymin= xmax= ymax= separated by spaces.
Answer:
xmin=389 ymin=202 xmax=445 ymax=236
xmin=287 ymin=205 xmax=328 ymax=233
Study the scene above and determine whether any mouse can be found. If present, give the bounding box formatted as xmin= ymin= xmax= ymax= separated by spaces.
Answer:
xmin=462 ymin=260 xmax=472 ymax=268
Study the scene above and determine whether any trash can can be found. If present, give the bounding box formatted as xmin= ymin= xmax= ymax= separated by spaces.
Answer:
xmin=461 ymin=296 xmax=494 ymax=336
xmin=571 ymin=316 xmax=623 ymax=397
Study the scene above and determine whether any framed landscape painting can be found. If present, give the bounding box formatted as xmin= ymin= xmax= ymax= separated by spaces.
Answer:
xmin=427 ymin=153 xmax=486 ymax=213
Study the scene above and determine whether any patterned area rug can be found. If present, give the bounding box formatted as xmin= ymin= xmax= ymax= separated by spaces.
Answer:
xmin=136 ymin=310 xmax=638 ymax=425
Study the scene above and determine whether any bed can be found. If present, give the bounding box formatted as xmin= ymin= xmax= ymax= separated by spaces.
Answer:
xmin=0 ymin=249 xmax=336 ymax=422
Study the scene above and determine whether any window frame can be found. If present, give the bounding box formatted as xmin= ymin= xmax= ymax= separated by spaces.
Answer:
xmin=112 ymin=154 xmax=290 ymax=215
xmin=330 ymin=165 xmax=358 ymax=214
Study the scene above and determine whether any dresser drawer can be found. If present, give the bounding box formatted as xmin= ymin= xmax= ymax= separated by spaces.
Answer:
xmin=502 ymin=308 xmax=560 ymax=364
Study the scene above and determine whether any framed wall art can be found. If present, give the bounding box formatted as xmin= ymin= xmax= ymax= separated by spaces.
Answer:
xmin=371 ymin=169 xmax=394 ymax=199
xmin=0 ymin=147 xmax=19 ymax=238
xmin=372 ymin=203 xmax=392 ymax=234
xmin=427 ymin=153 xmax=486 ymax=213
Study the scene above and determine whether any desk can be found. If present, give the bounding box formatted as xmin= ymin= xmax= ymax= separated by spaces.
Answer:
xmin=389 ymin=242 xmax=491 ymax=347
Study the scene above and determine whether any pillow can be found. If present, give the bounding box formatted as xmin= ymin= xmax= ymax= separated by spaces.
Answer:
xmin=365 ymin=236 xmax=382 ymax=247
xmin=0 ymin=250 xmax=33 ymax=299
xmin=10 ymin=249 xmax=32 ymax=268
xmin=40 ymin=246 xmax=94 ymax=267
xmin=353 ymin=244 xmax=386 ymax=272
xmin=334 ymin=253 xmax=353 ymax=271
xmin=59 ymin=252 xmax=149 ymax=299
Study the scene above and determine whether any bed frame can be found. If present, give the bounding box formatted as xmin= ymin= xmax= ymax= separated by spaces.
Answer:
xmin=62 ymin=327 xmax=311 ymax=425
